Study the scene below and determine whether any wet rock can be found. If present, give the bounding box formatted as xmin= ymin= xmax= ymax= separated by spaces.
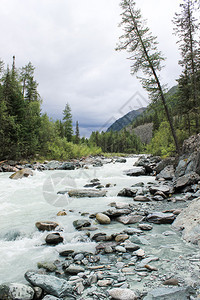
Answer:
xmin=172 ymin=198 xmax=200 ymax=246
xmin=143 ymin=286 xmax=195 ymax=300
xmin=96 ymin=213 xmax=111 ymax=224
xmin=68 ymin=189 xmax=107 ymax=198
xmin=123 ymin=242 xmax=140 ymax=252
xmin=57 ymin=211 xmax=67 ymax=216
xmin=104 ymin=208 xmax=132 ymax=218
xmin=42 ymin=296 xmax=60 ymax=300
xmin=96 ymin=241 xmax=118 ymax=252
xmin=110 ymin=202 xmax=130 ymax=209
xmin=25 ymin=271 xmax=73 ymax=298
xmin=73 ymin=219 xmax=91 ymax=229
xmin=0 ymin=283 xmax=35 ymax=300
xmin=116 ymin=214 xmax=143 ymax=225
xmin=108 ymin=288 xmax=137 ymax=300
xmin=9 ymin=168 xmax=33 ymax=179
xmin=46 ymin=161 xmax=61 ymax=170
xmin=155 ymin=157 xmax=176 ymax=174
xmin=84 ymin=182 xmax=100 ymax=188
xmin=116 ymin=158 xmax=127 ymax=163
xmin=97 ymin=279 xmax=113 ymax=287
xmin=134 ymin=195 xmax=151 ymax=202
xmin=37 ymin=262 xmax=57 ymax=272
xmin=135 ymin=155 xmax=161 ymax=174
xmin=59 ymin=249 xmax=74 ymax=257
xmin=149 ymin=185 xmax=173 ymax=195
xmin=124 ymin=167 xmax=146 ymax=176
xmin=35 ymin=221 xmax=59 ymax=231
xmin=146 ymin=212 xmax=175 ymax=224
xmin=115 ymin=234 xmax=129 ymax=243
xmin=64 ymin=265 xmax=85 ymax=275
xmin=118 ymin=188 xmax=137 ymax=197
xmin=163 ymin=278 xmax=179 ymax=286
xmin=156 ymin=165 xmax=175 ymax=180
xmin=45 ymin=233 xmax=63 ymax=245
xmin=123 ymin=228 xmax=143 ymax=235
xmin=174 ymin=172 xmax=200 ymax=191
xmin=138 ymin=223 xmax=153 ymax=231
xmin=58 ymin=162 xmax=75 ymax=170
xmin=137 ymin=256 xmax=159 ymax=268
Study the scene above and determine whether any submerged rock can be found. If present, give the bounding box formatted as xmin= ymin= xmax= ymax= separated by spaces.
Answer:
xmin=25 ymin=271 xmax=73 ymax=298
xmin=73 ymin=219 xmax=91 ymax=229
xmin=9 ymin=168 xmax=33 ymax=180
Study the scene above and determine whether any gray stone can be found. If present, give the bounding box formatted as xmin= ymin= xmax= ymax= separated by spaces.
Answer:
xmin=0 ymin=283 xmax=35 ymax=300
xmin=149 ymin=185 xmax=173 ymax=195
xmin=109 ymin=288 xmax=137 ymax=300
xmin=116 ymin=214 xmax=143 ymax=225
xmin=156 ymin=165 xmax=175 ymax=180
xmin=134 ymin=195 xmax=151 ymax=202
xmin=172 ymin=198 xmax=200 ymax=246
xmin=58 ymin=162 xmax=75 ymax=170
xmin=104 ymin=208 xmax=132 ymax=218
xmin=118 ymin=188 xmax=137 ymax=197
xmin=68 ymin=189 xmax=107 ymax=198
xmin=174 ymin=172 xmax=200 ymax=191
xmin=73 ymin=219 xmax=91 ymax=229
xmin=146 ymin=212 xmax=175 ymax=224
xmin=42 ymin=296 xmax=60 ymax=300
xmin=124 ymin=167 xmax=146 ymax=176
xmin=37 ymin=262 xmax=57 ymax=272
xmin=138 ymin=223 xmax=153 ymax=231
xmin=64 ymin=265 xmax=85 ymax=274
xmin=25 ymin=271 xmax=73 ymax=298
xmin=116 ymin=158 xmax=127 ymax=163
xmin=143 ymin=286 xmax=195 ymax=300
xmin=45 ymin=233 xmax=63 ymax=245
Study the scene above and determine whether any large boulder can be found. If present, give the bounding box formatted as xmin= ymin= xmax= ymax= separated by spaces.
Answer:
xmin=0 ymin=283 xmax=34 ymax=300
xmin=172 ymin=198 xmax=200 ymax=247
xmin=143 ymin=286 xmax=195 ymax=300
xmin=174 ymin=172 xmax=200 ymax=191
xmin=124 ymin=167 xmax=146 ymax=176
xmin=25 ymin=271 xmax=73 ymax=298
xmin=135 ymin=155 xmax=161 ymax=174
xmin=156 ymin=165 xmax=175 ymax=180
xmin=9 ymin=168 xmax=33 ymax=179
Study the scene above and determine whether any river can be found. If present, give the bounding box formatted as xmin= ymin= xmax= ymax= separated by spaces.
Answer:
xmin=0 ymin=157 xmax=198 ymax=291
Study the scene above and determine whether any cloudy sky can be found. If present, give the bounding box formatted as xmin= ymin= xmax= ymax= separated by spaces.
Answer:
xmin=1 ymin=0 xmax=182 ymax=136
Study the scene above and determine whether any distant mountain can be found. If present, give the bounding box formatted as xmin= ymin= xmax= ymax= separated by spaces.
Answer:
xmin=106 ymin=107 xmax=146 ymax=132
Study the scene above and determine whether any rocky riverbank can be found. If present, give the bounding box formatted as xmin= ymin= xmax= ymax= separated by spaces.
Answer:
xmin=1 ymin=135 xmax=200 ymax=299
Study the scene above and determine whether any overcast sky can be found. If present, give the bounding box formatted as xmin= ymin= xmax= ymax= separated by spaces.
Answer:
xmin=1 ymin=0 xmax=182 ymax=136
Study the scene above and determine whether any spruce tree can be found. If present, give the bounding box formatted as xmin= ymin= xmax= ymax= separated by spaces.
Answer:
xmin=116 ymin=0 xmax=180 ymax=153
xmin=75 ymin=121 xmax=80 ymax=144
xmin=63 ymin=103 xmax=73 ymax=142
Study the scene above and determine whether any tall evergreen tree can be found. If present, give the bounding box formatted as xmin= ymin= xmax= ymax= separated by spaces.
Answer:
xmin=173 ymin=0 xmax=200 ymax=132
xmin=116 ymin=0 xmax=180 ymax=153
xmin=75 ymin=121 xmax=80 ymax=144
xmin=63 ymin=103 xmax=73 ymax=142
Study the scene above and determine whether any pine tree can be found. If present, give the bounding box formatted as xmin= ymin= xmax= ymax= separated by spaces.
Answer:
xmin=173 ymin=0 xmax=200 ymax=132
xmin=75 ymin=121 xmax=80 ymax=144
xmin=116 ymin=0 xmax=180 ymax=153
xmin=63 ymin=103 xmax=73 ymax=142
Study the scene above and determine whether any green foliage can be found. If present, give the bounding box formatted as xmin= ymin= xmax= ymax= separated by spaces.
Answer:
xmin=63 ymin=103 xmax=73 ymax=142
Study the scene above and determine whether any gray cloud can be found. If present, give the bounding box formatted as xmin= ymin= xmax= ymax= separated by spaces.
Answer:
xmin=1 ymin=0 xmax=182 ymax=136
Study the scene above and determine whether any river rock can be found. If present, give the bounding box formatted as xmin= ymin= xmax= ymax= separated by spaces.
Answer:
xmin=172 ymin=198 xmax=200 ymax=246
xmin=45 ymin=233 xmax=63 ymax=245
xmin=25 ymin=271 xmax=73 ymax=298
xmin=135 ymin=155 xmax=161 ymax=174
xmin=138 ymin=223 xmax=153 ymax=231
xmin=110 ymin=202 xmax=130 ymax=209
xmin=124 ymin=167 xmax=146 ymax=176
xmin=73 ymin=219 xmax=91 ymax=229
xmin=124 ymin=242 xmax=140 ymax=251
xmin=68 ymin=189 xmax=107 ymax=198
xmin=116 ymin=158 xmax=127 ymax=163
xmin=116 ymin=214 xmax=143 ymax=225
xmin=156 ymin=165 xmax=175 ymax=180
xmin=134 ymin=195 xmax=151 ymax=202
xmin=37 ymin=262 xmax=57 ymax=272
xmin=35 ymin=221 xmax=59 ymax=231
xmin=96 ymin=213 xmax=111 ymax=224
xmin=9 ymin=168 xmax=33 ymax=179
xmin=64 ymin=265 xmax=85 ymax=275
xmin=146 ymin=212 xmax=175 ymax=224
xmin=108 ymin=288 xmax=137 ymax=300
xmin=174 ymin=172 xmax=200 ymax=191
xmin=0 ymin=283 xmax=35 ymax=300
xmin=118 ymin=188 xmax=137 ymax=197
xmin=115 ymin=234 xmax=129 ymax=243
xmin=58 ymin=162 xmax=75 ymax=170
xmin=42 ymin=296 xmax=60 ymax=300
xmin=57 ymin=211 xmax=67 ymax=216
xmin=46 ymin=161 xmax=61 ymax=170
xmin=154 ymin=157 xmax=176 ymax=174
xmin=163 ymin=278 xmax=179 ymax=286
xmin=143 ymin=286 xmax=195 ymax=300
xmin=97 ymin=279 xmax=113 ymax=287
xmin=149 ymin=185 xmax=173 ymax=195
